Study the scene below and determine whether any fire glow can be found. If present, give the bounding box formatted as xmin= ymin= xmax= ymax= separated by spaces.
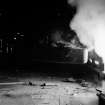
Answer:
xmin=68 ymin=0 xmax=105 ymax=73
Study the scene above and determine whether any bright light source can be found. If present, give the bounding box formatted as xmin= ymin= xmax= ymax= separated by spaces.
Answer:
xmin=14 ymin=37 xmax=17 ymax=40
xmin=94 ymin=60 xmax=99 ymax=65
xmin=89 ymin=59 xmax=92 ymax=63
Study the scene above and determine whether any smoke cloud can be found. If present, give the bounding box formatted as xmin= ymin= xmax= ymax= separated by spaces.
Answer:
xmin=68 ymin=0 xmax=105 ymax=65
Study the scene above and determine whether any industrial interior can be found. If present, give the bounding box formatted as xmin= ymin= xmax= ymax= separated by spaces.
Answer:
xmin=0 ymin=0 xmax=105 ymax=105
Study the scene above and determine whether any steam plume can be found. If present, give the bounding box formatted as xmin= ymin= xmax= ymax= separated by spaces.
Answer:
xmin=68 ymin=0 xmax=105 ymax=71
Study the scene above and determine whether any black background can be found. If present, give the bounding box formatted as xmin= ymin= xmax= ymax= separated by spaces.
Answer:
xmin=32 ymin=0 xmax=76 ymax=39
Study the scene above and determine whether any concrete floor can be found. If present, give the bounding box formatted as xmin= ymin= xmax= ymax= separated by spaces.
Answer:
xmin=0 ymin=74 xmax=102 ymax=105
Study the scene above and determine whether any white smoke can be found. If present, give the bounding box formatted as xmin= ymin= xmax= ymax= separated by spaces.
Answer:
xmin=68 ymin=0 xmax=105 ymax=71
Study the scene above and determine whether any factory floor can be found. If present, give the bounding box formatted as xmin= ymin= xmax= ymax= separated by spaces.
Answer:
xmin=0 ymin=71 xmax=104 ymax=105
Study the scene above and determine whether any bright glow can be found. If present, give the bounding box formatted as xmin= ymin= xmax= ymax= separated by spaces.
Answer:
xmin=68 ymin=0 xmax=105 ymax=73
xmin=83 ymin=49 xmax=88 ymax=63
xmin=94 ymin=26 xmax=105 ymax=66
xmin=89 ymin=59 xmax=92 ymax=63
xmin=14 ymin=37 xmax=17 ymax=40
xmin=94 ymin=60 xmax=99 ymax=65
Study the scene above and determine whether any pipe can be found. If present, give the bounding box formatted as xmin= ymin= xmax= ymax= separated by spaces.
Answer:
xmin=83 ymin=48 xmax=88 ymax=64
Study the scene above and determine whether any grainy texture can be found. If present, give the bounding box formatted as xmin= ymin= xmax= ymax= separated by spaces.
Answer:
xmin=0 ymin=77 xmax=99 ymax=105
